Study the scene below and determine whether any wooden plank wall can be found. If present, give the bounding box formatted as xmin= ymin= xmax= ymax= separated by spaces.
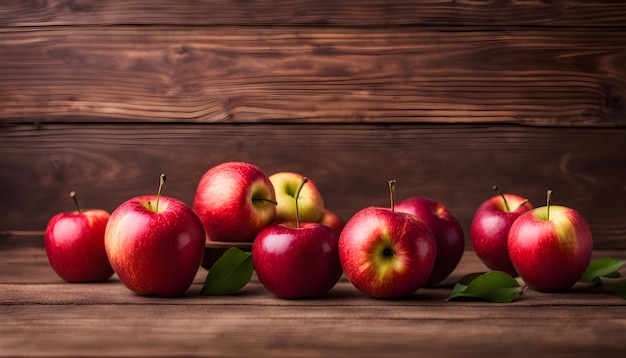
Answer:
xmin=1 ymin=1 xmax=625 ymax=248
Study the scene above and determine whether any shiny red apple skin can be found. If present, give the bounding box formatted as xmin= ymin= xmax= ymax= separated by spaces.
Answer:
xmin=44 ymin=209 xmax=114 ymax=282
xmin=193 ymin=162 xmax=276 ymax=242
xmin=470 ymin=194 xmax=533 ymax=276
xmin=508 ymin=205 xmax=593 ymax=292
xmin=105 ymin=195 xmax=206 ymax=297
xmin=338 ymin=207 xmax=436 ymax=298
xmin=395 ymin=196 xmax=464 ymax=286
xmin=319 ymin=209 xmax=345 ymax=235
xmin=252 ymin=223 xmax=342 ymax=299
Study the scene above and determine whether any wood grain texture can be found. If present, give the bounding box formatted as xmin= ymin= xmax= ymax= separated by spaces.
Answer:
xmin=1 ymin=245 xmax=625 ymax=357
xmin=1 ymin=1 xmax=625 ymax=251
xmin=2 ymin=123 xmax=625 ymax=248
xmin=2 ymin=0 xmax=626 ymax=27
xmin=2 ymin=299 xmax=625 ymax=357
xmin=1 ymin=26 xmax=625 ymax=126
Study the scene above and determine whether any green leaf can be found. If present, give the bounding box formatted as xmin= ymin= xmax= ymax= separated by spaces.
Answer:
xmin=201 ymin=247 xmax=254 ymax=295
xmin=457 ymin=272 xmax=486 ymax=286
xmin=580 ymin=258 xmax=625 ymax=284
xmin=599 ymin=277 xmax=626 ymax=300
xmin=448 ymin=271 xmax=521 ymax=303
xmin=448 ymin=272 xmax=484 ymax=298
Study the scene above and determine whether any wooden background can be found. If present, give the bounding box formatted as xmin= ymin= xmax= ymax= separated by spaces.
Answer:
xmin=1 ymin=0 xmax=625 ymax=249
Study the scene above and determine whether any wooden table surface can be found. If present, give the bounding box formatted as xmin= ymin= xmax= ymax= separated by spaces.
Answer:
xmin=2 ymin=236 xmax=625 ymax=357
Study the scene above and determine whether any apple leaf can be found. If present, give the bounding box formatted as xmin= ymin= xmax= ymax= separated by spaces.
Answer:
xmin=580 ymin=258 xmax=625 ymax=284
xmin=448 ymin=272 xmax=484 ymax=298
xmin=201 ymin=248 xmax=254 ymax=295
xmin=598 ymin=277 xmax=626 ymax=300
xmin=447 ymin=271 xmax=521 ymax=303
xmin=579 ymin=258 xmax=626 ymax=300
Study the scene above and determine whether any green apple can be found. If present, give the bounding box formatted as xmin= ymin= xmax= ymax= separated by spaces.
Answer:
xmin=269 ymin=172 xmax=324 ymax=224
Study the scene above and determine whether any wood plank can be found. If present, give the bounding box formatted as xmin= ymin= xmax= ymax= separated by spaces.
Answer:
xmin=2 ymin=0 xmax=626 ymax=27
xmin=1 ymin=247 xmax=625 ymax=357
xmin=1 ymin=244 xmax=625 ymax=304
xmin=1 ymin=123 xmax=625 ymax=248
xmin=2 ymin=26 xmax=625 ymax=126
xmin=1 ymin=303 xmax=625 ymax=357
xmin=2 ymin=304 xmax=624 ymax=357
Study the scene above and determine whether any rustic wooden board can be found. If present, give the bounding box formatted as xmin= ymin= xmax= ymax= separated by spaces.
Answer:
xmin=3 ymin=303 xmax=624 ymax=357
xmin=1 ymin=26 xmax=625 ymax=126
xmin=2 ymin=301 xmax=625 ymax=357
xmin=2 ymin=123 xmax=625 ymax=248
xmin=2 ymin=0 xmax=626 ymax=27
xmin=1 ymin=245 xmax=625 ymax=357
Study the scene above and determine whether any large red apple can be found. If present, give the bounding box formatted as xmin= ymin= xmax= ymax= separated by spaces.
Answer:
xmin=193 ymin=162 xmax=276 ymax=242
xmin=395 ymin=196 xmax=464 ymax=286
xmin=44 ymin=191 xmax=113 ymax=282
xmin=253 ymin=222 xmax=342 ymax=299
xmin=269 ymin=171 xmax=325 ymax=224
xmin=470 ymin=187 xmax=533 ymax=276
xmin=105 ymin=176 xmax=206 ymax=297
xmin=339 ymin=181 xmax=436 ymax=298
xmin=508 ymin=191 xmax=593 ymax=292
xmin=339 ymin=206 xmax=436 ymax=298
xmin=252 ymin=177 xmax=342 ymax=298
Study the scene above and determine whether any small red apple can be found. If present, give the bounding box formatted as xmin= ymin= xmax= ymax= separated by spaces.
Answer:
xmin=470 ymin=186 xmax=533 ymax=276
xmin=319 ymin=209 xmax=345 ymax=235
xmin=105 ymin=175 xmax=205 ymax=297
xmin=395 ymin=196 xmax=464 ymax=286
xmin=252 ymin=177 xmax=342 ymax=298
xmin=193 ymin=162 xmax=276 ymax=242
xmin=44 ymin=191 xmax=113 ymax=282
xmin=338 ymin=181 xmax=436 ymax=298
xmin=508 ymin=190 xmax=593 ymax=292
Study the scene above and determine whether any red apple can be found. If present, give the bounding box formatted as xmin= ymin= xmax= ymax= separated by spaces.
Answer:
xmin=395 ymin=196 xmax=464 ymax=286
xmin=193 ymin=162 xmax=276 ymax=243
xmin=269 ymin=171 xmax=325 ymax=224
xmin=44 ymin=191 xmax=113 ymax=282
xmin=339 ymin=207 xmax=436 ymax=298
xmin=252 ymin=177 xmax=342 ymax=298
xmin=105 ymin=175 xmax=205 ymax=297
xmin=253 ymin=222 xmax=342 ymax=299
xmin=338 ymin=181 xmax=436 ymax=298
xmin=508 ymin=190 xmax=593 ymax=292
xmin=319 ymin=209 xmax=345 ymax=235
xmin=470 ymin=186 xmax=533 ymax=276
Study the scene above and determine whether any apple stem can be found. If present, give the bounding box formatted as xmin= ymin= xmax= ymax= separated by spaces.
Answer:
xmin=388 ymin=179 xmax=397 ymax=211
xmin=156 ymin=174 xmax=167 ymax=212
xmin=294 ymin=177 xmax=309 ymax=229
xmin=519 ymin=284 xmax=528 ymax=296
xmin=546 ymin=189 xmax=553 ymax=220
xmin=69 ymin=191 xmax=81 ymax=214
xmin=492 ymin=185 xmax=510 ymax=212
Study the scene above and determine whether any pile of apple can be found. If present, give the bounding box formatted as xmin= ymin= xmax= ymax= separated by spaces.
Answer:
xmin=43 ymin=162 xmax=346 ymax=297
xmin=44 ymin=161 xmax=593 ymax=299
xmin=471 ymin=187 xmax=593 ymax=292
